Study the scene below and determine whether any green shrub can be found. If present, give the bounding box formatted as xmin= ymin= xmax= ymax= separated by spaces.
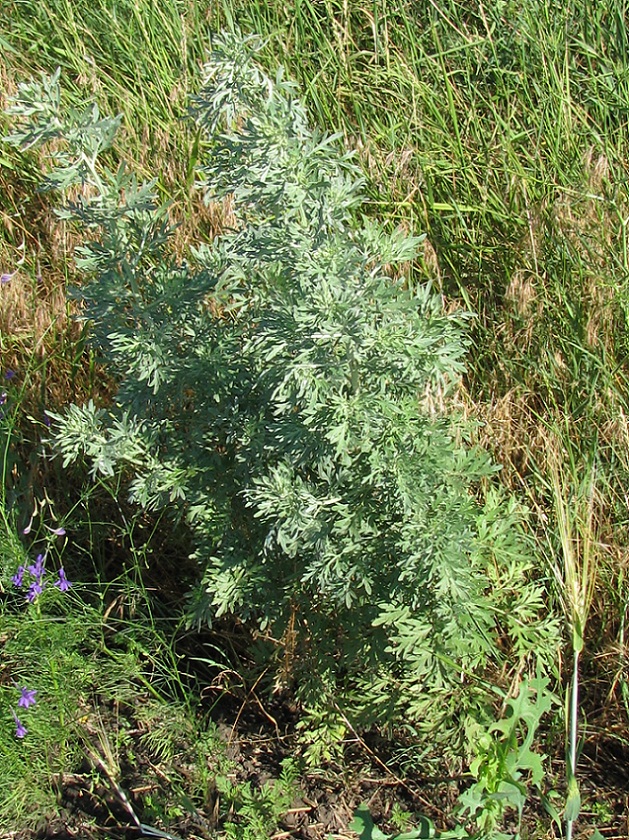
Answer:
xmin=3 ymin=31 xmax=557 ymax=750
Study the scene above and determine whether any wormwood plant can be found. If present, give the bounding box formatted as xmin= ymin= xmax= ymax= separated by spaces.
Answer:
xmin=3 ymin=32 xmax=557 ymax=748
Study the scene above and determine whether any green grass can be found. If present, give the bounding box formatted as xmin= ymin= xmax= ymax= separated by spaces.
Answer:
xmin=0 ymin=480 xmax=232 ymax=833
xmin=1 ymin=0 xmax=210 ymax=183
xmin=2 ymin=0 xmax=629 ymax=835
xmin=214 ymin=0 xmax=629 ymax=381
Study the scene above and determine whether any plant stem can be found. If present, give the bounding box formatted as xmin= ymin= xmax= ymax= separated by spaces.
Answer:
xmin=566 ymin=646 xmax=580 ymax=840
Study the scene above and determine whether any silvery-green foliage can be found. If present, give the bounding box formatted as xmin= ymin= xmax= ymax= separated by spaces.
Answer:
xmin=4 ymin=31 xmax=557 ymax=745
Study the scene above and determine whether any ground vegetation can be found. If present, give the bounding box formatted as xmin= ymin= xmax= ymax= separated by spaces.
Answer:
xmin=1 ymin=2 xmax=629 ymax=839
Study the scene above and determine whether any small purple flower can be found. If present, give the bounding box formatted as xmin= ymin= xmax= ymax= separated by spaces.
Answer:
xmin=18 ymin=688 xmax=37 ymax=709
xmin=1 ymin=271 xmax=15 ymax=285
xmin=54 ymin=568 xmax=71 ymax=592
xmin=11 ymin=565 xmax=25 ymax=588
xmin=43 ymin=411 xmax=51 ymax=427
xmin=26 ymin=580 xmax=44 ymax=603
xmin=12 ymin=711 xmax=27 ymax=739
xmin=4 ymin=370 xmax=15 ymax=380
xmin=0 ymin=392 xmax=6 ymax=406
xmin=27 ymin=554 xmax=46 ymax=580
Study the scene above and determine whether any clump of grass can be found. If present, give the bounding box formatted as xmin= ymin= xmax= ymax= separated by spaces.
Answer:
xmin=544 ymin=428 xmax=600 ymax=839
xmin=0 ymin=571 xmax=99 ymax=829
xmin=0 ymin=505 xmax=218 ymax=834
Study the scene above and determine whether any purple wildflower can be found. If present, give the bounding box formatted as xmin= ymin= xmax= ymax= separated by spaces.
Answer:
xmin=4 ymin=369 xmax=15 ymax=380
xmin=27 ymin=554 xmax=46 ymax=580
xmin=12 ymin=565 xmax=25 ymax=588
xmin=1 ymin=271 xmax=15 ymax=285
xmin=43 ymin=411 xmax=52 ymax=427
xmin=12 ymin=711 xmax=27 ymax=739
xmin=18 ymin=688 xmax=37 ymax=709
xmin=26 ymin=580 xmax=44 ymax=603
xmin=54 ymin=568 xmax=71 ymax=592
xmin=0 ymin=392 xmax=6 ymax=406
